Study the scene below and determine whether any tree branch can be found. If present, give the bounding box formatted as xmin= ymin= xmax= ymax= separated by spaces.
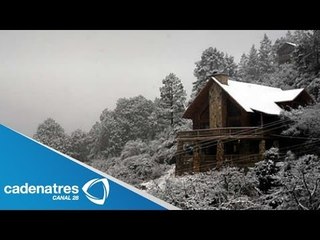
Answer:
xmin=287 ymin=184 xmax=309 ymax=210
xmin=301 ymin=171 xmax=312 ymax=204
xmin=311 ymin=178 xmax=320 ymax=197
xmin=254 ymin=186 xmax=263 ymax=196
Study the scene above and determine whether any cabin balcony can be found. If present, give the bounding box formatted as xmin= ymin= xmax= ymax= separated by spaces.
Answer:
xmin=176 ymin=154 xmax=261 ymax=174
xmin=175 ymin=127 xmax=279 ymax=175
xmin=177 ymin=127 xmax=269 ymax=141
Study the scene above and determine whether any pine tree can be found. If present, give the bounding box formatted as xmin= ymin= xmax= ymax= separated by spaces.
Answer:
xmin=192 ymin=47 xmax=238 ymax=99
xmin=114 ymin=95 xmax=155 ymax=142
xmin=259 ymin=34 xmax=275 ymax=75
xmin=159 ymin=73 xmax=186 ymax=127
xmin=224 ymin=54 xmax=238 ymax=77
xmin=100 ymin=109 xmax=123 ymax=157
xmin=69 ymin=129 xmax=90 ymax=162
xmin=245 ymin=45 xmax=260 ymax=83
xmin=149 ymin=97 xmax=166 ymax=135
xmin=86 ymin=96 xmax=157 ymax=158
xmin=33 ymin=118 xmax=71 ymax=155
xmin=86 ymin=121 xmax=102 ymax=159
xmin=238 ymin=53 xmax=248 ymax=80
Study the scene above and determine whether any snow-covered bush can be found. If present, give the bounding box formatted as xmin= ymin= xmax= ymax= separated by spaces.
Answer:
xmin=149 ymin=167 xmax=260 ymax=210
xmin=107 ymin=153 xmax=165 ymax=186
xmin=33 ymin=118 xmax=72 ymax=155
xmin=279 ymin=154 xmax=320 ymax=210
xmin=255 ymin=147 xmax=281 ymax=193
xmin=120 ymin=139 xmax=150 ymax=160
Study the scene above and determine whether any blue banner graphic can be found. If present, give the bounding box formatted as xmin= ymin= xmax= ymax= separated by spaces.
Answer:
xmin=0 ymin=125 xmax=178 ymax=210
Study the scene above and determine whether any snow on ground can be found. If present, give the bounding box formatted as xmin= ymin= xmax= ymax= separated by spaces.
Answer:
xmin=140 ymin=165 xmax=176 ymax=191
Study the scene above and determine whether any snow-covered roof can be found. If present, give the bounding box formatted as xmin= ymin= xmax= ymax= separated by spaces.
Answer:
xmin=212 ymin=77 xmax=304 ymax=115
xmin=286 ymin=42 xmax=297 ymax=47
xmin=277 ymin=42 xmax=297 ymax=54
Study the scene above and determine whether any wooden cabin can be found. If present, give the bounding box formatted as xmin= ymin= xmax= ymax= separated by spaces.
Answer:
xmin=175 ymin=73 xmax=313 ymax=175
xmin=277 ymin=42 xmax=297 ymax=64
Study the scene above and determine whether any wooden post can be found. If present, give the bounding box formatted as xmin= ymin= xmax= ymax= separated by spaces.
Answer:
xmin=193 ymin=142 xmax=201 ymax=173
xmin=175 ymin=140 xmax=183 ymax=175
xmin=259 ymin=139 xmax=266 ymax=161
xmin=216 ymin=140 xmax=224 ymax=169
xmin=259 ymin=113 xmax=265 ymax=161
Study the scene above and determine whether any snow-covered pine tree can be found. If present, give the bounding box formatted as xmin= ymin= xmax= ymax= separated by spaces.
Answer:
xmin=86 ymin=96 xmax=157 ymax=159
xmin=224 ymin=53 xmax=238 ymax=77
xmin=86 ymin=121 xmax=103 ymax=159
xmin=159 ymin=73 xmax=186 ymax=127
xmin=69 ymin=129 xmax=90 ymax=162
xmin=33 ymin=118 xmax=71 ymax=155
xmin=149 ymin=97 xmax=166 ymax=135
xmin=191 ymin=47 xmax=238 ymax=101
xmin=238 ymin=53 xmax=248 ymax=81
xmin=114 ymin=95 xmax=155 ymax=142
xmin=99 ymin=108 xmax=123 ymax=157
xmin=244 ymin=44 xmax=260 ymax=83
xmin=259 ymin=34 xmax=275 ymax=76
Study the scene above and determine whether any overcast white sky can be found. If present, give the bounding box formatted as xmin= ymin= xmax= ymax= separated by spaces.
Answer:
xmin=0 ymin=30 xmax=289 ymax=136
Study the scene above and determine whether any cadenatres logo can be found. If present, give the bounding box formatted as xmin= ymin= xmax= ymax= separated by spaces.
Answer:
xmin=82 ymin=178 xmax=110 ymax=205
xmin=3 ymin=177 xmax=110 ymax=206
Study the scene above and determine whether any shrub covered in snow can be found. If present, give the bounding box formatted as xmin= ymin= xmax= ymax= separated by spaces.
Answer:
xmin=148 ymin=167 xmax=260 ymax=210
xmin=279 ymin=154 xmax=320 ymax=210
xmin=255 ymin=147 xmax=281 ymax=193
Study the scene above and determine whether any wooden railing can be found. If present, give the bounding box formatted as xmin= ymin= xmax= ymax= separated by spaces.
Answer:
xmin=224 ymin=154 xmax=260 ymax=164
xmin=177 ymin=127 xmax=265 ymax=140
xmin=181 ymin=154 xmax=260 ymax=164
xmin=177 ymin=153 xmax=260 ymax=174
xmin=176 ymin=153 xmax=262 ymax=175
